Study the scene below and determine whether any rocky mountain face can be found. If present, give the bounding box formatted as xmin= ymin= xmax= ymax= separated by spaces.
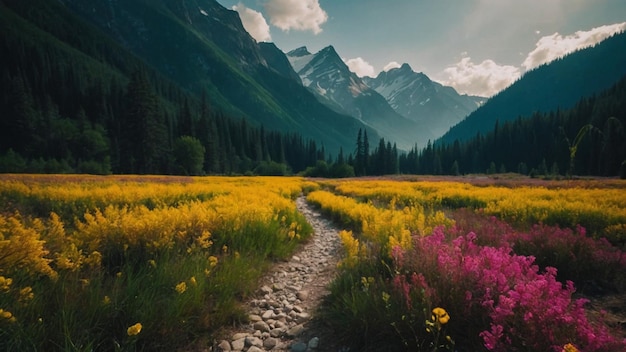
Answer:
xmin=259 ymin=42 xmax=302 ymax=83
xmin=364 ymin=64 xmax=485 ymax=138
xmin=287 ymin=46 xmax=430 ymax=150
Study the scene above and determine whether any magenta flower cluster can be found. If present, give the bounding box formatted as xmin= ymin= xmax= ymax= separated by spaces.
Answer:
xmin=390 ymin=225 xmax=625 ymax=351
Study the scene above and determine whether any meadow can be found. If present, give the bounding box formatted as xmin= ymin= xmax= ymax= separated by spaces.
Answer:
xmin=0 ymin=175 xmax=314 ymax=351
xmin=313 ymin=176 xmax=626 ymax=351
xmin=0 ymin=174 xmax=625 ymax=351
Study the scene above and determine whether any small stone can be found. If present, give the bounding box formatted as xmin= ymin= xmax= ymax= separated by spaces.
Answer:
xmin=292 ymin=255 xmax=301 ymax=262
xmin=290 ymin=342 xmax=307 ymax=352
xmin=260 ymin=285 xmax=273 ymax=295
xmin=296 ymin=290 xmax=309 ymax=301
xmin=247 ymin=347 xmax=264 ymax=352
xmin=262 ymin=310 xmax=275 ymax=320
xmin=267 ymin=300 xmax=280 ymax=308
xmin=263 ymin=337 xmax=279 ymax=349
xmin=269 ymin=327 xmax=284 ymax=337
xmin=245 ymin=336 xmax=263 ymax=348
xmin=273 ymin=282 xmax=285 ymax=291
xmin=217 ymin=340 xmax=231 ymax=351
xmin=286 ymin=324 xmax=305 ymax=337
xmin=231 ymin=333 xmax=248 ymax=341
xmin=248 ymin=314 xmax=262 ymax=322
xmin=231 ymin=338 xmax=245 ymax=351
xmin=308 ymin=337 xmax=320 ymax=349
xmin=292 ymin=305 xmax=304 ymax=313
xmin=296 ymin=312 xmax=311 ymax=324
xmin=253 ymin=321 xmax=270 ymax=332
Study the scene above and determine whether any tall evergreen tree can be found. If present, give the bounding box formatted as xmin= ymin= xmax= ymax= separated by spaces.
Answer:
xmin=121 ymin=70 xmax=169 ymax=174
xmin=354 ymin=129 xmax=365 ymax=176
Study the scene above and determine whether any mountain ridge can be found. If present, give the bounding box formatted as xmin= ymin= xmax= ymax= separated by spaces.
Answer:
xmin=364 ymin=63 xmax=485 ymax=139
xmin=438 ymin=30 xmax=626 ymax=145
xmin=287 ymin=45 xmax=432 ymax=150
xmin=56 ymin=0 xmax=380 ymax=154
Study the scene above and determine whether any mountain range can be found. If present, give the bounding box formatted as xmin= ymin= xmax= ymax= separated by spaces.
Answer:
xmin=57 ymin=0 xmax=486 ymax=152
xmin=286 ymin=46 xmax=420 ymax=149
xmin=364 ymin=63 xmax=485 ymax=138
xmin=286 ymin=46 xmax=484 ymax=150
xmin=53 ymin=0 xmax=379 ymax=154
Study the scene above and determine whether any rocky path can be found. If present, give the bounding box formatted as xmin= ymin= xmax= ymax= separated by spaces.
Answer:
xmin=214 ymin=196 xmax=344 ymax=352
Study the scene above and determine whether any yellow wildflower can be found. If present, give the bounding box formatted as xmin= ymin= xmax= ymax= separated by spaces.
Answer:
xmin=208 ymin=256 xmax=218 ymax=268
xmin=189 ymin=276 xmax=197 ymax=286
xmin=432 ymin=307 xmax=450 ymax=325
xmin=175 ymin=281 xmax=187 ymax=294
xmin=0 ymin=309 xmax=13 ymax=319
xmin=127 ymin=322 xmax=142 ymax=336
xmin=0 ymin=276 xmax=12 ymax=291
xmin=148 ymin=259 xmax=157 ymax=268
xmin=19 ymin=286 xmax=34 ymax=302
xmin=102 ymin=296 xmax=111 ymax=305
xmin=85 ymin=251 xmax=102 ymax=268
xmin=562 ymin=343 xmax=579 ymax=352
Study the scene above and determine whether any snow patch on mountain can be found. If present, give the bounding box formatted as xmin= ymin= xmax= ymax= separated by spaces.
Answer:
xmin=287 ymin=45 xmax=430 ymax=150
xmin=365 ymin=63 xmax=485 ymax=138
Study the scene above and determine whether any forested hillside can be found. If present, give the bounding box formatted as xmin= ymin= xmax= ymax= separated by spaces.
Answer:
xmin=399 ymin=74 xmax=626 ymax=177
xmin=439 ymin=31 xmax=626 ymax=145
xmin=0 ymin=0 xmax=333 ymax=175
xmin=55 ymin=0 xmax=376 ymax=154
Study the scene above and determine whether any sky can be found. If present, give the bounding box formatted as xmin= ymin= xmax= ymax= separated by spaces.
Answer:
xmin=215 ymin=0 xmax=626 ymax=97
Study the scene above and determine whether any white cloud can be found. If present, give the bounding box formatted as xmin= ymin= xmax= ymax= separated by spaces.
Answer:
xmin=265 ymin=0 xmax=328 ymax=34
xmin=383 ymin=61 xmax=401 ymax=72
xmin=345 ymin=57 xmax=375 ymax=78
xmin=522 ymin=22 xmax=626 ymax=70
xmin=232 ymin=3 xmax=272 ymax=42
xmin=441 ymin=57 xmax=521 ymax=97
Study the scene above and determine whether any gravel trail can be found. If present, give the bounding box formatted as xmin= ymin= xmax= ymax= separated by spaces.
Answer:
xmin=214 ymin=196 xmax=344 ymax=352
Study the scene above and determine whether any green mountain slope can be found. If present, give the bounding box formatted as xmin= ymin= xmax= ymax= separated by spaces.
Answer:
xmin=438 ymin=31 xmax=626 ymax=145
xmin=56 ymin=0 xmax=377 ymax=153
xmin=0 ymin=0 xmax=348 ymax=174
xmin=406 ymin=73 xmax=626 ymax=177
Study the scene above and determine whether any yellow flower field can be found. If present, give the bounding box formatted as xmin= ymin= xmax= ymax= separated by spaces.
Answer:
xmin=0 ymin=174 xmax=312 ymax=350
xmin=0 ymin=174 xmax=624 ymax=351
xmin=318 ymin=177 xmax=626 ymax=240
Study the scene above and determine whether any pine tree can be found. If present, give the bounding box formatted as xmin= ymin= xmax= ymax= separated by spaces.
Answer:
xmin=121 ymin=70 xmax=169 ymax=174
xmin=354 ymin=129 xmax=365 ymax=176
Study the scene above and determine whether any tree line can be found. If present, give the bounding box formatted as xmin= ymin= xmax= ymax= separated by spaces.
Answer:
xmin=318 ymin=74 xmax=626 ymax=179
xmin=402 ymin=74 xmax=626 ymax=178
